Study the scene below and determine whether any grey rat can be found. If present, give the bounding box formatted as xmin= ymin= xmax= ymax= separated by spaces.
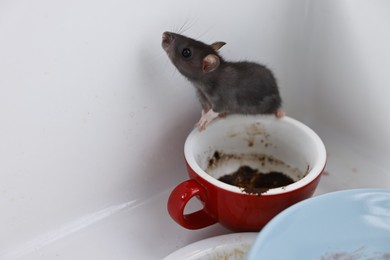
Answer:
xmin=161 ymin=31 xmax=284 ymax=131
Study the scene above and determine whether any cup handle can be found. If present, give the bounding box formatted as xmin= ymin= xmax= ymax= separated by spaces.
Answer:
xmin=167 ymin=179 xmax=217 ymax=229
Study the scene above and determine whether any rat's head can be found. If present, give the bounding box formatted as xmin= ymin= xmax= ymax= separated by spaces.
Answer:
xmin=162 ymin=31 xmax=226 ymax=79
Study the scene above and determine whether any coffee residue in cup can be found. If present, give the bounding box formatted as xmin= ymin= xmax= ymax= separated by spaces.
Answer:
xmin=218 ymin=166 xmax=294 ymax=195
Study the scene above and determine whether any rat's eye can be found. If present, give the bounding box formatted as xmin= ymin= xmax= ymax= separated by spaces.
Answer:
xmin=182 ymin=48 xmax=192 ymax=58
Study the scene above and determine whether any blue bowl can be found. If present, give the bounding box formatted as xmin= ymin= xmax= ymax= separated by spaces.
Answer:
xmin=248 ymin=189 xmax=390 ymax=259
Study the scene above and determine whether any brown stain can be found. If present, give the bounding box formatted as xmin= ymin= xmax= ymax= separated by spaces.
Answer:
xmin=227 ymin=123 xmax=275 ymax=148
xmin=244 ymin=122 xmax=273 ymax=148
xmin=248 ymin=136 xmax=254 ymax=147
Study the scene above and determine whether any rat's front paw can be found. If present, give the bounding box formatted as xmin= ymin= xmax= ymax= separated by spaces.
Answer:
xmin=195 ymin=109 xmax=220 ymax=131
xmin=275 ymin=108 xmax=285 ymax=118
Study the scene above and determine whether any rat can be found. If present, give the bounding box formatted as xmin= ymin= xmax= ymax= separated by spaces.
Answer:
xmin=161 ymin=31 xmax=284 ymax=131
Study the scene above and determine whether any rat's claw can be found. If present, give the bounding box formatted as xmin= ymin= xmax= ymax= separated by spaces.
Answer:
xmin=275 ymin=109 xmax=285 ymax=118
xmin=196 ymin=120 xmax=207 ymax=131
xmin=196 ymin=117 xmax=210 ymax=131
xmin=196 ymin=109 xmax=220 ymax=131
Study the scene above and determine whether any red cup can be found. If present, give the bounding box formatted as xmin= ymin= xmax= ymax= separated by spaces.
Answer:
xmin=168 ymin=115 xmax=326 ymax=231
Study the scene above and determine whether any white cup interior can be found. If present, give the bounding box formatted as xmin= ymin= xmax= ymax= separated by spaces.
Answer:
xmin=185 ymin=115 xmax=327 ymax=195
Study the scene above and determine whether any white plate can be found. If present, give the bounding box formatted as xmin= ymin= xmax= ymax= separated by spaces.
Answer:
xmin=248 ymin=189 xmax=390 ymax=259
xmin=163 ymin=232 xmax=258 ymax=260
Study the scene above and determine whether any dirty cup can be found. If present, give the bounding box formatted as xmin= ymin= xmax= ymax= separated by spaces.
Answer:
xmin=167 ymin=115 xmax=326 ymax=231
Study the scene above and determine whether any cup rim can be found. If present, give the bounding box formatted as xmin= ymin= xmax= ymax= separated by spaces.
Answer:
xmin=184 ymin=115 xmax=327 ymax=195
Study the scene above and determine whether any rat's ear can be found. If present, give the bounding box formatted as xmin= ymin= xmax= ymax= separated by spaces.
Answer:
xmin=202 ymin=54 xmax=220 ymax=73
xmin=211 ymin=41 xmax=226 ymax=51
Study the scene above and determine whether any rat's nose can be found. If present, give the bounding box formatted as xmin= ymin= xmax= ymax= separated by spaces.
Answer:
xmin=162 ymin=32 xmax=172 ymax=42
xmin=162 ymin=32 xmax=173 ymax=52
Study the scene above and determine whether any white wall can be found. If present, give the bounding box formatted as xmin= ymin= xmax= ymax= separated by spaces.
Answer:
xmin=302 ymin=0 xmax=390 ymax=167
xmin=0 ymin=0 xmax=389 ymax=256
